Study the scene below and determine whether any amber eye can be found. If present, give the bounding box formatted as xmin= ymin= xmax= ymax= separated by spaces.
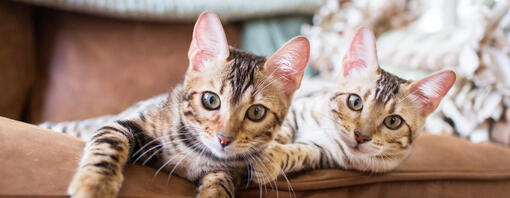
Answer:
xmin=201 ymin=91 xmax=221 ymax=110
xmin=384 ymin=115 xmax=403 ymax=130
xmin=347 ymin=94 xmax=363 ymax=111
xmin=246 ymin=104 xmax=267 ymax=122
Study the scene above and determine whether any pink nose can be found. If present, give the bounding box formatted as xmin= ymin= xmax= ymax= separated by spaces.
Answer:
xmin=217 ymin=133 xmax=233 ymax=147
xmin=354 ymin=130 xmax=371 ymax=144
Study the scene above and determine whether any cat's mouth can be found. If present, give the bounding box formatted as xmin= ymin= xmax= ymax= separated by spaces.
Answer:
xmin=178 ymin=123 xmax=258 ymax=160
xmin=200 ymin=136 xmax=261 ymax=160
xmin=202 ymin=138 xmax=234 ymax=158
xmin=341 ymin=134 xmax=381 ymax=155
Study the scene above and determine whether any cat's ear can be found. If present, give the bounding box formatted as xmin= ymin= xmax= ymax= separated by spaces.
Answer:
xmin=265 ymin=36 xmax=310 ymax=96
xmin=188 ymin=11 xmax=229 ymax=72
xmin=342 ymin=27 xmax=379 ymax=77
xmin=410 ymin=70 xmax=456 ymax=115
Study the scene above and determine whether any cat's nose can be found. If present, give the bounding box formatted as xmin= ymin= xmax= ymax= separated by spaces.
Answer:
xmin=217 ymin=132 xmax=234 ymax=147
xmin=354 ymin=130 xmax=371 ymax=144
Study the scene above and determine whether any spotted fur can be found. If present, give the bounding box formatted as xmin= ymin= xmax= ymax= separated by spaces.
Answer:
xmin=40 ymin=12 xmax=310 ymax=198
xmin=250 ymin=28 xmax=456 ymax=185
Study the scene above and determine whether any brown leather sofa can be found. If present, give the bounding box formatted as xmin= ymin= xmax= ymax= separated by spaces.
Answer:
xmin=1 ymin=1 xmax=510 ymax=197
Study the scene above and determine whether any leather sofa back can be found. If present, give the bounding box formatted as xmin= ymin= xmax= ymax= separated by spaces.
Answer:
xmin=0 ymin=1 xmax=36 ymax=121
xmin=0 ymin=1 xmax=241 ymax=123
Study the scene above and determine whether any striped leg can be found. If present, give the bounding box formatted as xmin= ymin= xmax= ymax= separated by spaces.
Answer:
xmin=251 ymin=143 xmax=322 ymax=184
xmin=68 ymin=121 xmax=137 ymax=198
xmin=197 ymin=171 xmax=236 ymax=198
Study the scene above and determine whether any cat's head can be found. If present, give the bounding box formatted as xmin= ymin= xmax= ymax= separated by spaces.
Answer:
xmin=180 ymin=11 xmax=309 ymax=160
xmin=330 ymin=28 xmax=456 ymax=172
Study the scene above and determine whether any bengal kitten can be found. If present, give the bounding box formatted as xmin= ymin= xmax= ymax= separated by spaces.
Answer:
xmin=40 ymin=11 xmax=310 ymax=198
xmin=250 ymin=28 xmax=456 ymax=184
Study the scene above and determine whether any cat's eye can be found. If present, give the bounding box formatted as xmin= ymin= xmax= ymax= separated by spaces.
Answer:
xmin=347 ymin=94 xmax=363 ymax=111
xmin=384 ymin=115 xmax=403 ymax=130
xmin=246 ymin=104 xmax=267 ymax=122
xmin=201 ymin=91 xmax=221 ymax=110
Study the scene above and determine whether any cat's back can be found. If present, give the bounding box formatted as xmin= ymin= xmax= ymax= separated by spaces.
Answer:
xmin=293 ymin=77 xmax=335 ymax=99
xmin=38 ymin=86 xmax=181 ymax=140
xmin=273 ymin=78 xmax=333 ymax=144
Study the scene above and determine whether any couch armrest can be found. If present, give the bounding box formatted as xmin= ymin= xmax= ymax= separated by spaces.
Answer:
xmin=0 ymin=117 xmax=196 ymax=197
xmin=1 ymin=116 xmax=510 ymax=197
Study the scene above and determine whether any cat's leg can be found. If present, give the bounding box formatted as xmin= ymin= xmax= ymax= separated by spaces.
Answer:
xmin=251 ymin=143 xmax=323 ymax=184
xmin=68 ymin=120 xmax=140 ymax=198
xmin=196 ymin=171 xmax=237 ymax=198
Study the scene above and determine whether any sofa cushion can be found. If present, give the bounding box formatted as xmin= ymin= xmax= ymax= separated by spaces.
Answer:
xmin=1 ymin=117 xmax=509 ymax=197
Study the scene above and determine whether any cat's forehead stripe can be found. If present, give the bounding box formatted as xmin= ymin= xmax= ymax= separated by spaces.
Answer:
xmin=225 ymin=47 xmax=266 ymax=104
xmin=375 ymin=69 xmax=408 ymax=104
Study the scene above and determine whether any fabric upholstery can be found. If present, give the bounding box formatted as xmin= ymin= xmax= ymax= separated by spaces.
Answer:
xmin=16 ymin=0 xmax=320 ymax=22
xmin=1 ymin=117 xmax=509 ymax=197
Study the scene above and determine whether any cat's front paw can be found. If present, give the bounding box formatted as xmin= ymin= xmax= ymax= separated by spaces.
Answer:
xmin=251 ymin=145 xmax=283 ymax=184
xmin=67 ymin=168 xmax=123 ymax=198
xmin=197 ymin=172 xmax=234 ymax=198
xmin=196 ymin=186 xmax=232 ymax=198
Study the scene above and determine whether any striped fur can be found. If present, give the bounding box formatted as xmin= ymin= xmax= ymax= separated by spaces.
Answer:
xmin=38 ymin=11 xmax=314 ymax=198
xmin=251 ymin=69 xmax=426 ymax=184
xmin=250 ymin=28 xmax=455 ymax=186
xmin=41 ymin=40 xmax=309 ymax=197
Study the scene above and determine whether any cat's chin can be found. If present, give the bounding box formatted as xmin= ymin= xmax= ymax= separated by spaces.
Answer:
xmin=208 ymin=146 xmax=231 ymax=159
xmin=348 ymin=149 xmax=411 ymax=173
xmin=346 ymin=152 xmax=404 ymax=173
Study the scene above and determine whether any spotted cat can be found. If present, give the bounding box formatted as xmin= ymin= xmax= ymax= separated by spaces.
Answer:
xmin=250 ymin=28 xmax=456 ymax=184
xmin=41 ymin=11 xmax=310 ymax=198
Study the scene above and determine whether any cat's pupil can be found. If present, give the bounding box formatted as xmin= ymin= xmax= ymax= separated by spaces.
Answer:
xmin=347 ymin=94 xmax=363 ymax=111
xmin=246 ymin=104 xmax=267 ymax=122
xmin=384 ymin=115 xmax=402 ymax=130
xmin=201 ymin=92 xmax=220 ymax=110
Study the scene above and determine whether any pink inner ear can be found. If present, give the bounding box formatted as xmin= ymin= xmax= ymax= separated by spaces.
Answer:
xmin=342 ymin=27 xmax=379 ymax=77
xmin=265 ymin=37 xmax=310 ymax=96
xmin=411 ymin=70 xmax=456 ymax=115
xmin=188 ymin=11 xmax=229 ymax=71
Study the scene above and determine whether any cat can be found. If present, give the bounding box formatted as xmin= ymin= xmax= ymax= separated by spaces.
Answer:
xmin=249 ymin=28 xmax=456 ymax=185
xmin=40 ymin=11 xmax=311 ymax=198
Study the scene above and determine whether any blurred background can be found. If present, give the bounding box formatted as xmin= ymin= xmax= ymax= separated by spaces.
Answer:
xmin=1 ymin=0 xmax=509 ymax=145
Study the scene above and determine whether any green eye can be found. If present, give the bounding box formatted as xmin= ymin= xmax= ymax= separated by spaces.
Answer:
xmin=347 ymin=94 xmax=363 ymax=111
xmin=201 ymin=91 xmax=221 ymax=110
xmin=384 ymin=115 xmax=403 ymax=130
xmin=246 ymin=104 xmax=267 ymax=122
